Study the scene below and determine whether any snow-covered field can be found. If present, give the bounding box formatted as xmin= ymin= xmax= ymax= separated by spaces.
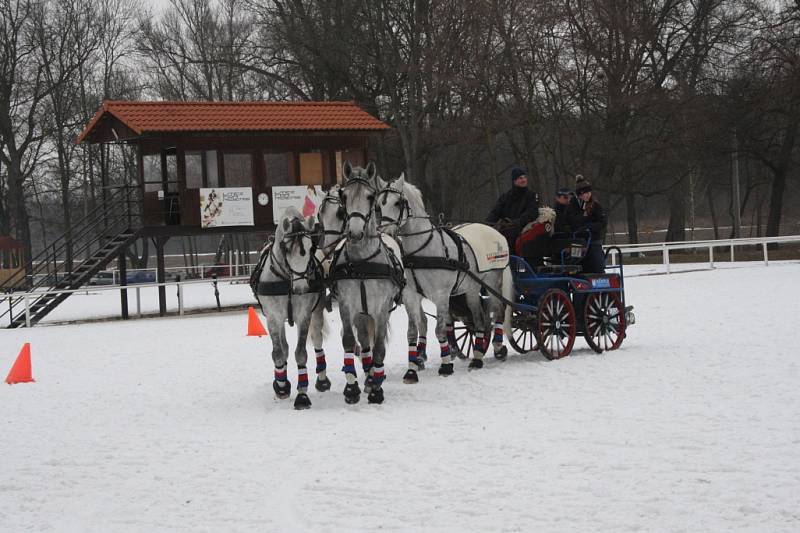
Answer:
xmin=2 ymin=263 xmax=799 ymax=532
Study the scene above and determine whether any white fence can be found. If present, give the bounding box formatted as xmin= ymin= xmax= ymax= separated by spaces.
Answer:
xmin=605 ymin=235 xmax=800 ymax=274
xmin=7 ymin=276 xmax=250 ymax=328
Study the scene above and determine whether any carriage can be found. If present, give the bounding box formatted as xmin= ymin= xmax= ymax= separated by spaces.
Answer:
xmin=451 ymin=232 xmax=635 ymax=361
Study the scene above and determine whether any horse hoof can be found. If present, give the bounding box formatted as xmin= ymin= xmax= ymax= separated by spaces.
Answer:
xmin=343 ymin=383 xmax=361 ymax=404
xmin=455 ymin=349 xmax=468 ymax=360
xmin=403 ymin=369 xmax=419 ymax=384
xmin=494 ymin=345 xmax=508 ymax=361
xmin=438 ymin=363 xmax=454 ymax=376
xmin=368 ymin=388 xmax=384 ymax=404
xmin=364 ymin=376 xmax=375 ymax=393
xmin=315 ymin=377 xmax=331 ymax=392
xmin=273 ymin=380 xmax=291 ymax=399
xmin=294 ymin=393 xmax=312 ymax=410
xmin=418 ymin=349 xmax=428 ymax=362
xmin=416 ymin=358 xmax=426 ymax=370
xmin=468 ymin=359 xmax=484 ymax=370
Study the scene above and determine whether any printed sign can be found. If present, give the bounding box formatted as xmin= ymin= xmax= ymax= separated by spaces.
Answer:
xmin=200 ymin=187 xmax=254 ymax=228
xmin=272 ymin=186 xmax=325 ymax=224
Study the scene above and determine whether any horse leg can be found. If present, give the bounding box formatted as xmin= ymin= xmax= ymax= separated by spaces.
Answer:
xmin=416 ymin=305 xmax=428 ymax=367
xmin=309 ymin=304 xmax=331 ymax=391
xmin=402 ymin=290 xmax=424 ymax=384
xmin=293 ymin=315 xmax=313 ymax=409
xmin=367 ymin=313 xmax=389 ymax=404
xmin=436 ymin=304 xmax=455 ymax=376
xmin=267 ymin=313 xmax=291 ymax=399
xmin=355 ymin=315 xmax=374 ymax=392
xmin=338 ymin=304 xmax=361 ymax=404
xmin=491 ymin=310 xmax=508 ymax=361
xmin=466 ymin=292 xmax=487 ymax=370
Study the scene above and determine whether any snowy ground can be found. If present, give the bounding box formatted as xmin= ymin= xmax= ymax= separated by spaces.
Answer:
xmin=2 ymin=263 xmax=800 ymax=532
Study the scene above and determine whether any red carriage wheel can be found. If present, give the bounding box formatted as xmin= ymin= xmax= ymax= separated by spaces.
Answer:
xmin=583 ymin=291 xmax=625 ymax=353
xmin=508 ymin=309 xmax=539 ymax=354
xmin=452 ymin=322 xmax=492 ymax=359
xmin=537 ymin=289 xmax=576 ymax=360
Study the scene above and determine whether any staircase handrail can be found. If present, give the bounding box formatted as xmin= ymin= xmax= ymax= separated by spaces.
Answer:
xmin=0 ymin=186 xmax=137 ymax=292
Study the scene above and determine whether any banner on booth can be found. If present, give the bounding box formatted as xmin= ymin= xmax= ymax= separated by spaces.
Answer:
xmin=200 ymin=187 xmax=254 ymax=228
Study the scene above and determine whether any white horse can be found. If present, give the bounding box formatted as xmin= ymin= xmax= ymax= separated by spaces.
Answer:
xmin=375 ymin=174 xmax=513 ymax=379
xmin=329 ymin=162 xmax=405 ymax=404
xmin=250 ymin=208 xmax=325 ymax=409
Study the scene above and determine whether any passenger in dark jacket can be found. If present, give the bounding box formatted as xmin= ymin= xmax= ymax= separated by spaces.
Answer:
xmin=486 ymin=167 xmax=539 ymax=252
xmin=574 ymin=175 xmax=608 ymax=273
xmin=553 ymin=187 xmax=581 ymax=235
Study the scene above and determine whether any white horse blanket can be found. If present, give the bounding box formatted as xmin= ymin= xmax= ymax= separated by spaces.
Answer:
xmin=452 ymin=223 xmax=509 ymax=272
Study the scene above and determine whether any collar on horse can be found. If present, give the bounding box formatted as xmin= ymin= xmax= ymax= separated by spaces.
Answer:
xmin=250 ymin=236 xmax=325 ymax=327
xmin=329 ymin=236 xmax=405 ymax=316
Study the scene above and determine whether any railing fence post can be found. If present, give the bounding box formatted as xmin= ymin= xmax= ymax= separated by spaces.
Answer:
xmin=709 ymin=245 xmax=714 ymax=269
xmin=178 ymin=282 xmax=184 ymax=316
xmin=763 ymin=242 xmax=769 ymax=266
xmin=662 ymin=244 xmax=670 ymax=274
xmin=24 ymin=295 xmax=31 ymax=328
xmin=730 ymin=243 xmax=735 ymax=262
xmin=136 ymin=287 xmax=142 ymax=317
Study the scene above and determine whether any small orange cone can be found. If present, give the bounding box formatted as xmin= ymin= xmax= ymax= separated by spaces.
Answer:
xmin=6 ymin=343 xmax=35 ymax=384
xmin=247 ymin=306 xmax=268 ymax=337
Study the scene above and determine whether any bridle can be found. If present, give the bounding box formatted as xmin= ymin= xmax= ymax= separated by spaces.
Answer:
xmin=340 ymin=175 xmax=378 ymax=240
xmin=376 ymin=184 xmax=410 ymax=231
xmin=317 ymin=193 xmax=347 ymax=250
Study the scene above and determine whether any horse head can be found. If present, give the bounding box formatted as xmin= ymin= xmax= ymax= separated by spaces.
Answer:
xmin=276 ymin=207 xmax=316 ymax=277
xmin=375 ymin=173 xmax=410 ymax=237
xmin=341 ymin=161 xmax=378 ymax=242
xmin=317 ymin=185 xmax=347 ymax=253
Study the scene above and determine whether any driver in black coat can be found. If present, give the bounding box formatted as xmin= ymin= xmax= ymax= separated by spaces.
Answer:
xmin=486 ymin=167 xmax=539 ymax=252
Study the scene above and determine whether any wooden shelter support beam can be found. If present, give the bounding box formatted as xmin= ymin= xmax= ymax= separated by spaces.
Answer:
xmin=155 ymin=236 xmax=169 ymax=316
xmin=118 ymin=249 xmax=128 ymax=319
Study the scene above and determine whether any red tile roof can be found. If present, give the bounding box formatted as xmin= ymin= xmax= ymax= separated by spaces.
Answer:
xmin=77 ymin=100 xmax=389 ymax=143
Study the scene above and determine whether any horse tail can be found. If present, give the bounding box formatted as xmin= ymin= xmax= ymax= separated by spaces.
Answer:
xmin=502 ymin=265 xmax=513 ymax=340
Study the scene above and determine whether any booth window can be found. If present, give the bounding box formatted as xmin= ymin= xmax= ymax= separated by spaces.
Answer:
xmin=205 ymin=150 xmax=219 ymax=188
xmin=185 ymin=151 xmax=203 ymax=189
xmin=223 ymin=152 xmax=252 ymax=187
xmin=263 ymin=152 xmax=291 ymax=186
xmin=143 ymin=154 xmax=162 ymax=192
xmin=299 ymin=152 xmax=323 ymax=186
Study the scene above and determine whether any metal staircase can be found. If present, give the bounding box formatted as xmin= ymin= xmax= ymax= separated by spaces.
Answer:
xmin=1 ymin=186 xmax=141 ymax=328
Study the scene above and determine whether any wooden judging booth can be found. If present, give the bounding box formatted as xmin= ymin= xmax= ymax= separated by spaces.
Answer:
xmin=74 ymin=100 xmax=389 ymax=317
xmin=78 ymin=100 xmax=389 ymax=234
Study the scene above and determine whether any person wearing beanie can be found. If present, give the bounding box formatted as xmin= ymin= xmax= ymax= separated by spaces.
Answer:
xmin=572 ymin=174 xmax=608 ymax=273
xmin=486 ymin=166 xmax=540 ymax=251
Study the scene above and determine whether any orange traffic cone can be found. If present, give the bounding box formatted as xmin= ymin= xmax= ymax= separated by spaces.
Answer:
xmin=247 ymin=306 xmax=268 ymax=337
xmin=6 ymin=343 xmax=35 ymax=384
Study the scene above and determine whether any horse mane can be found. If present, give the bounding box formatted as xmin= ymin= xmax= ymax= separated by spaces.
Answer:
xmin=395 ymin=178 xmax=427 ymax=216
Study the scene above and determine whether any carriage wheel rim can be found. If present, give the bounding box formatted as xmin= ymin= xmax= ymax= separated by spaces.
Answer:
xmin=584 ymin=292 xmax=625 ymax=352
xmin=538 ymin=289 xmax=575 ymax=359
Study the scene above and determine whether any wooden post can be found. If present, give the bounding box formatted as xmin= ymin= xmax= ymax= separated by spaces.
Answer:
xmin=156 ymin=236 xmax=168 ymax=316
xmin=119 ymin=249 xmax=128 ymax=319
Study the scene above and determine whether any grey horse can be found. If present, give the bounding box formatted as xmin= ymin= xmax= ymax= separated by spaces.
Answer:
xmin=251 ymin=207 xmax=325 ymax=409
xmin=329 ymin=162 xmax=405 ymax=404
xmin=375 ymin=174 xmax=513 ymax=380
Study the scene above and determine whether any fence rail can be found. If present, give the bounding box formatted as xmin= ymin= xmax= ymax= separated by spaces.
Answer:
xmin=605 ymin=234 xmax=800 ymax=274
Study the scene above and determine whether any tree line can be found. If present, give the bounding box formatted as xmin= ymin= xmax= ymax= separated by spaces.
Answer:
xmin=2 ymin=0 xmax=799 ymax=266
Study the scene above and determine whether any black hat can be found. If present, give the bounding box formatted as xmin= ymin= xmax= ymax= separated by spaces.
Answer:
xmin=575 ymin=174 xmax=592 ymax=195
xmin=511 ymin=167 xmax=527 ymax=182
xmin=556 ymin=187 xmax=572 ymax=196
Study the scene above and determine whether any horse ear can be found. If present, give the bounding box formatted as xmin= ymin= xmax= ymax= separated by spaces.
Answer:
xmin=395 ymin=173 xmax=405 ymax=188
xmin=343 ymin=161 xmax=353 ymax=180
xmin=366 ymin=161 xmax=377 ymax=179
xmin=305 ymin=215 xmax=315 ymax=229
xmin=282 ymin=218 xmax=290 ymax=231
